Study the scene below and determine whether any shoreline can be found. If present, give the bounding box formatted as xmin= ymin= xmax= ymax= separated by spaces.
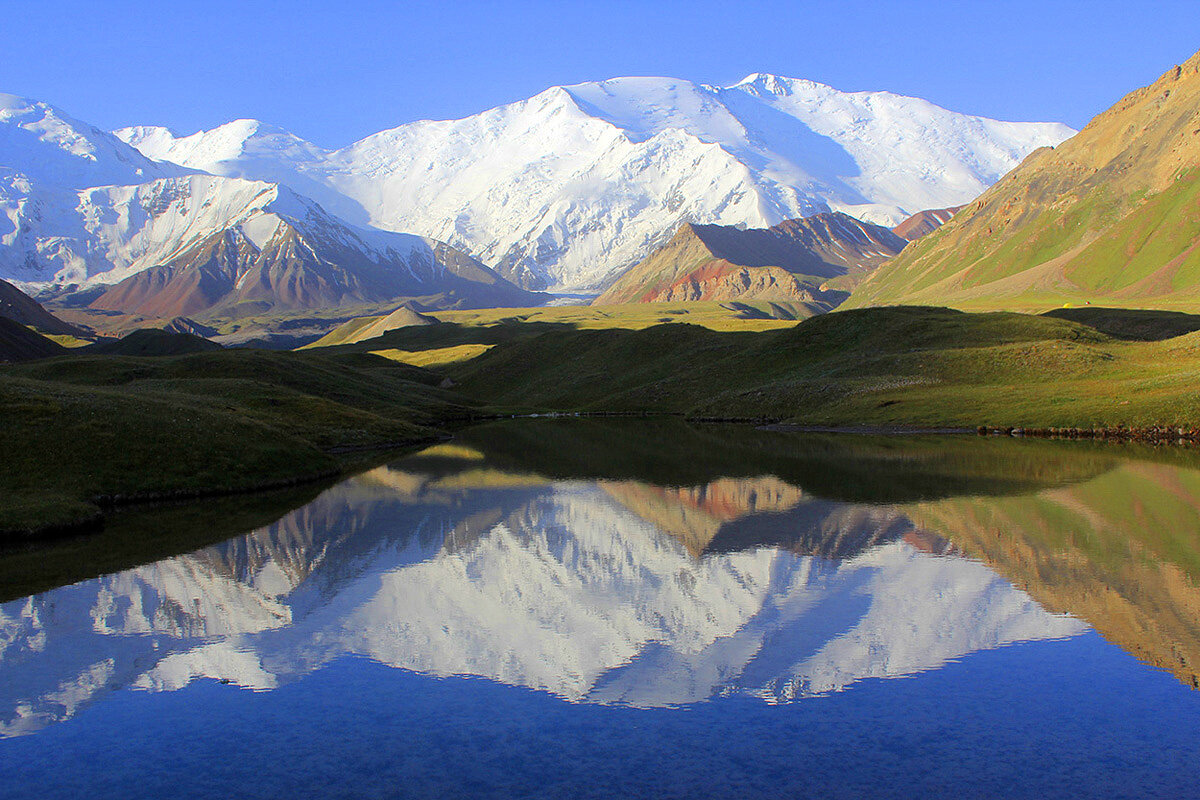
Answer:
xmin=9 ymin=416 xmax=1200 ymax=545
xmin=0 ymin=435 xmax=447 ymax=542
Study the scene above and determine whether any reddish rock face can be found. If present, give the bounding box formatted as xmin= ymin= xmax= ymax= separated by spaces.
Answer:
xmin=595 ymin=212 xmax=907 ymax=307
xmin=891 ymin=206 xmax=963 ymax=241
xmin=87 ymin=221 xmax=542 ymax=322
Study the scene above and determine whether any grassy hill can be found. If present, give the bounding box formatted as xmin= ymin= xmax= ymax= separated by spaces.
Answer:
xmin=0 ymin=348 xmax=472 ymax=535
xmin=846 ymin=50 xmax=1200 ymax=312
xmin=0 ymin=318 xmax=68 ymax=363
xmin=412 ymin=305 xmax=1200 ymax=430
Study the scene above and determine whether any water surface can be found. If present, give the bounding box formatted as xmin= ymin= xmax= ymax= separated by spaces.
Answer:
xmin=2 ymin=420 xmax=1198 ymax=798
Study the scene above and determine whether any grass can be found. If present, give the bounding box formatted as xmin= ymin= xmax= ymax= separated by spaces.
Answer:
xmin=0 ymin=348 xmax=473 ymax=535
xmin=412 ymin=305 xmax=1200 ymax=430
xmin=307 ymin=300 xmax=800 ymax=348
xmin=846 ymin=169 xmax=1200 ymax=313
xmin=369 ymin=344 xmax=495 ymax=368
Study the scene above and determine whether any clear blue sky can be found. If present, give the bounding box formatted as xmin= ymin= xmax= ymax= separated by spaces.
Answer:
xmin=4 ymin=0 xmax=1198 ymax=148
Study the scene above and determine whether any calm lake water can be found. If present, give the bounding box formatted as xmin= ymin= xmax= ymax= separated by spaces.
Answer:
xmin=2 ymin=419 xmax=1199 ymax=799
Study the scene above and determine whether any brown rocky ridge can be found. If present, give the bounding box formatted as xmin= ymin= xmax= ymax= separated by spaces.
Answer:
xmin=594 ymin=212 xmax=907 ymax=309
xmin=891 ymin=206 xmax=963 ymax=241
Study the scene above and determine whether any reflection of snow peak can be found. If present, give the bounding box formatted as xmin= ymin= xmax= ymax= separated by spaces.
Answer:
xmin=0 ymin=475 xmax=1085 ymax=736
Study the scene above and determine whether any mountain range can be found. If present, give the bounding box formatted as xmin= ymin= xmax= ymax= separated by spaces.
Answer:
xmin=111 ymin=75 xmax=1072 ymax=292
xmin=0 ymin=75 xmax=1075 ymax=325
xmin=0 ymin=94 xmax=542 ymax=320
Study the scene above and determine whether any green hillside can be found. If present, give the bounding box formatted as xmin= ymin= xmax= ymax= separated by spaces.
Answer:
xmin=845 ymin=50 xmax=1200 ymax=312
xmin=0 ymin=348 xmax=471 ymax=535
xmin=430 ymin=306 xmax=1200 ymax=429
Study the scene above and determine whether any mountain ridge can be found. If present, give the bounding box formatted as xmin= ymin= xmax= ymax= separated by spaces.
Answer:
xmin=0 ymin=95 xmax=545 ymax=318
xmin=594 ymin=212 xmax=907 ymax=307
xmin=112 ymin=74 xmax=1073 ymax=292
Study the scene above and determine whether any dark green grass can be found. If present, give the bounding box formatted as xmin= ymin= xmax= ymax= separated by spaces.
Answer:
xmin=450 ymin=417 xmax=1138 ymax=503
xmin=84 ymin=328 xmax=223 ymax=356
xmin=440 ymin=306 xmax=1200 ymax=429
xmin=0 ymin=348 xmax=473 ymax=534
xmin=1043 ymin=307 xmax=1200 ymax=340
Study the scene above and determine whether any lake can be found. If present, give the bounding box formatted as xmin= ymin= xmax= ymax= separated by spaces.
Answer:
xmin=1 ymin=418 xmax=1198 ymax=799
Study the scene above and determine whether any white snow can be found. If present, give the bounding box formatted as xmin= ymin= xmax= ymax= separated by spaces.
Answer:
xmin=112 ymin=75 xmax=1075 ymax=291
xmin=0 ymin=469 xmax=1086 ymax=736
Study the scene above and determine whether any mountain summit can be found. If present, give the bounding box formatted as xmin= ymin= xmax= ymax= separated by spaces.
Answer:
xmin=115 ymin=75 xmax=1073 ymax=292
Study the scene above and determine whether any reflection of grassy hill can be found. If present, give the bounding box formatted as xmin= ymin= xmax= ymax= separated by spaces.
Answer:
xmin=906 ymin=460 xmax=1200 ymax=689
xmin=454 ymin=417 xmax=1121 ymax=503
xmin=0 ymin=349 xmax=470 ymax=534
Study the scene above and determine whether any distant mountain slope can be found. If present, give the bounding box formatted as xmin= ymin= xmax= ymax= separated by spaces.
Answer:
xmin=594 ymin=212 xmax=906 ymax=307
xmin=115 ymin=75 xmax=1073 ymax=292
xmin=79 ymin=180 xmax=541 ymax=318
xmin=0 ymin=317 xmax=66 ymax=362
xmin=847 ymin=50 xmax=1200 ymax=311
xmin=0 ymin=278 xmax=85 ymax=336
xmin=0 ymin=93 xmax=188 ymax=190
xmin=891 ymin=206 xmax=963 ymax=241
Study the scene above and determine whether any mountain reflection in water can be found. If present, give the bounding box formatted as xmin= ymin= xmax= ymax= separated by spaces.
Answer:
xmin=3 ymin=418 xmax=1200 ymax=748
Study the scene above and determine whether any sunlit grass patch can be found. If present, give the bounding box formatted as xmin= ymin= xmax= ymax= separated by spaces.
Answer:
xmin=369 ymin=344 xmax=494 ymax=367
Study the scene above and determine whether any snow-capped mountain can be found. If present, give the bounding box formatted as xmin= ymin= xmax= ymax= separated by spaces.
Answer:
xmin=0 ymin=93 xmax=188 ymax=190
xmin=0 ymin=465 xmax=1085 ymax=736
xmin=116 ymin=75 xmax=1076 ymax=291
xmin=0 ymin=93 xmax=540 ymax=313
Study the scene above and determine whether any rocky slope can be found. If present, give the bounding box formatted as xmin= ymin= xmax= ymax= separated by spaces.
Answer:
xmin=847 ymin=49 xmax=1200 ymax=311
xmin=594 ymin=212 xmax=907 ymax=307
xmin=81 ymin=179 xmax=540 ymax=318
xmin=115 ymin=76 xmax=1072 ymax=292
xmin=891 ymin=205 xmax=963 ymax=240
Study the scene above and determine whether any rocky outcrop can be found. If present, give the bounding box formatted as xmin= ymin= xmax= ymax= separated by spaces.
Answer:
xmin=595 ymin=212 xmax=907 ymax=307
xmin=891 ymin=206 xmax=963 ymax=240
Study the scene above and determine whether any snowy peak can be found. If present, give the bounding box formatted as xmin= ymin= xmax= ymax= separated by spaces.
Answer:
xmin=732 ymin=72 xmax=820 ymax=96
xmin=110 ymin=73 xmax=1072 ymax=291
xmin=115 ymin=118 xmax=328 ymax=171
xmin=0 ymin=93 xmax=186 ymax=189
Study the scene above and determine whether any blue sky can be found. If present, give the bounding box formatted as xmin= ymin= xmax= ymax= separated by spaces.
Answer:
xmin=4 ymin=0 xmax=1199 ymax=147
